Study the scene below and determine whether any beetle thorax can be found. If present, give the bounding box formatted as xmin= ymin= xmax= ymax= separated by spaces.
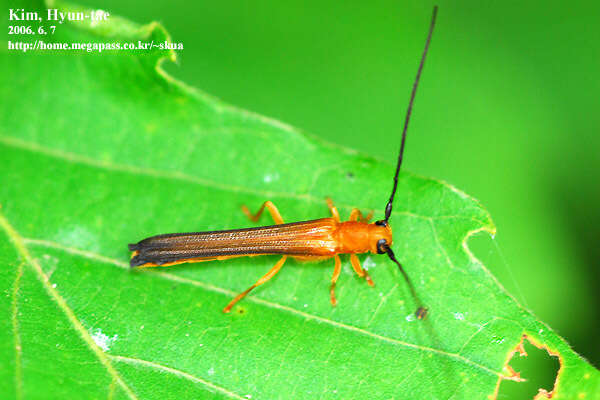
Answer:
xmin=334 ymin=221 xmax=392 ymax=254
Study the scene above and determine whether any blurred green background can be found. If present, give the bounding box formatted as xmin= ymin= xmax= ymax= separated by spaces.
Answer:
xmin=77 ymin=0 xmax=599 ymax=396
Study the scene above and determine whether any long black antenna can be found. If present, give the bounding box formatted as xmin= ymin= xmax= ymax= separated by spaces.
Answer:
xmin=384 ymin=244 xmax=428 ymax=319
xmin=384 ymin=6 xmax=438 ymax=222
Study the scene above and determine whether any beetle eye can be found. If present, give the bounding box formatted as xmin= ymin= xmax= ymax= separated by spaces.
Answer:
xmin=375 ymin=220 xmax=387 ymax=227
xmin=376 ymin=239 xmax=388 ymax=254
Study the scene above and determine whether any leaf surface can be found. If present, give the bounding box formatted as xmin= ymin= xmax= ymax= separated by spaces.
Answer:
xmin=1 ymin=1 xmax=598 ymax=399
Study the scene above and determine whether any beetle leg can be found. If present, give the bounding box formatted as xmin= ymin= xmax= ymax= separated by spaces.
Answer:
xmin=242 ymin=200 xmax=284 ymax=224
xmin=349 ymin=208 xmax=374 ymax=223
xmin=326 ymin=198 xmax=341 ymax=222
xmin=223 ymin=256 xmax=287 ymax=313
xmin=330 ymin=255 xmax=342 ymax=306
xmin=350 ymin=254 xmax=375 ymax=287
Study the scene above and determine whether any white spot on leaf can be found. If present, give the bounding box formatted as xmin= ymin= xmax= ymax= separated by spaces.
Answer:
xmin=55 ymin=226 xmax=99 ymax=252
xmin=491 ymin=336 xmax=505 ymax=344
xmin=263 ymin=173 xmax=279 ymax=183
xmin=363 ymin=256 xmax=376 ymax=270
xmin=90 ymin=328 xmax=118 ymax=352
xmin=454 ymin=312 xmax=465 ymax=320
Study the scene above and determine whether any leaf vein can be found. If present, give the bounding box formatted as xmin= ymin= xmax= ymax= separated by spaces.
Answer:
xmin=0 ymin=134 xmax=488 ymax=224
xmin=430 ymin=219 xmax=461 ymax=272
xmin=108 ymin=355 xmax=248 ymax=400
xmin=11 ymin=261 xmax=24 ymax=400
xmin=23 ymin=237 xmax=503 ymax=378
xmin=0 ymin=215 xmax=139 ymax=400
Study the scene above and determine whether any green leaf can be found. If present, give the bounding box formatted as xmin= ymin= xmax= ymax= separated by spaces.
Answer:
xmin=1 ymin=1 xmax=598 ymax=399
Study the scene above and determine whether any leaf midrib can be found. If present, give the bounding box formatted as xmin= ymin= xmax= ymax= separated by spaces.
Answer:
xmin=0 ymin=212 xmax=139 ymax=400
xmin=21 ymin=236 xmax=504 ymax=378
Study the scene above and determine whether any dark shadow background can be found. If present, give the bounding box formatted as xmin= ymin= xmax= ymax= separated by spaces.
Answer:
xmin=78 ymin=0 xmax=600 ymax=397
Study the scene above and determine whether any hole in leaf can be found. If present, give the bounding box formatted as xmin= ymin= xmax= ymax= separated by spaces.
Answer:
xmin=497 ymin=335 xmax=561 ymax=399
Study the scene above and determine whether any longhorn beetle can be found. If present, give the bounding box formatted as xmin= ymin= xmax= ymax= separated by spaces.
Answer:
xmin=129 ymin=6 xmax=438 ymax=318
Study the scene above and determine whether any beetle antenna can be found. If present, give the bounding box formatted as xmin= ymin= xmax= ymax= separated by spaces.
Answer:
xmin=383 ymin=244 xmax=428 ymax=319
xmin=384 ymin=5 xmax=438 ymax=222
